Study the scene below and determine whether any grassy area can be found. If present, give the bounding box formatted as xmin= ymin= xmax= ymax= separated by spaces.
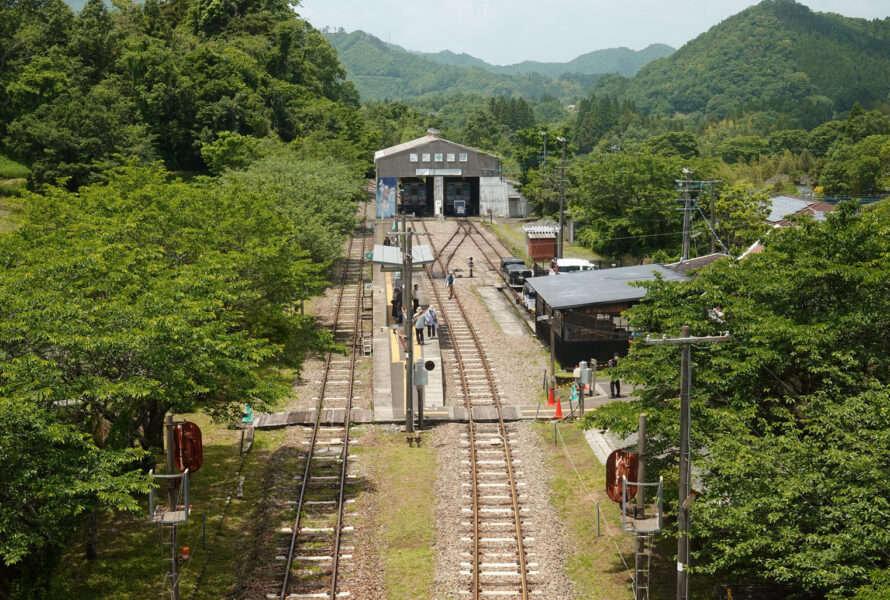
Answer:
xmin=535 ymin=421 xmax=636 ymax=599
xmin=537 ymin=421 xmax=720 ymax=600
xmin=359 ymin=427 xmax=437 ymax=599
xmin=0 ymin=197 xmax=22 ymax=233
xmin=0 ymin=154 xmax=29 ymax=179
xmin=50 ymin=414 xmax=286 ymax=599
xmin=488 ymin=219 xmax=604 ymax=264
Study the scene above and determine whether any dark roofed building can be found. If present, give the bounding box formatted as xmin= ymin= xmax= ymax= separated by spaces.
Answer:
xmin=527 ymin=265 xmax=689 ymax=365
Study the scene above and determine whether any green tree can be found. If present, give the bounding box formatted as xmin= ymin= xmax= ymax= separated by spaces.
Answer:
xmin=582 ymin=202 xmax=890 ymax=596
xmin=0 ymin=399 xmax=148 ymax=598
xmin=642 ymin=131 xmax=699 ymax=159
xmin=718 ymin=135 xmax=768 ymax=164
xmin=820 ymin=135 xmax=890 ymax=195
xmin=712 ymin=185 xmax=770 ymax=253
xmin=200 ymin=131 xmax=267 ymax=174
xmin=571 ymin=151 xmax=686 ymax=258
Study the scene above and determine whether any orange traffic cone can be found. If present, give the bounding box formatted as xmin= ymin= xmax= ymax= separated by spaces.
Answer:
xmin=554 ymin=397 xmax=563 ymax=419
xmin=547 ymin=386 xmax=555 ymax=406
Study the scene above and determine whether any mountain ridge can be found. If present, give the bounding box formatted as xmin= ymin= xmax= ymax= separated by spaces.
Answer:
xmin=413 ymin=43 xmax=675 ymax=78
xmin=324 ymin=29 xmax=673 ymax=102
xmin=590 ymin=0 xmax=890 ymax=118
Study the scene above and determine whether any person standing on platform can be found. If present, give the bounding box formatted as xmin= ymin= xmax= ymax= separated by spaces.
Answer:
xmin=414 ymin=308 xmax=426 ymax=345
xmin=608 ymin=353 xmax=621 ymax=398
xmin=446 ymin=271 xmax=455 ymax=299
xmin=412 ymin=283 xmax=420 ymax=313
xmin=425 ymin=306 xmax=438 ymax=338
xmin=392 ymin=287 xmax=402 ymax=324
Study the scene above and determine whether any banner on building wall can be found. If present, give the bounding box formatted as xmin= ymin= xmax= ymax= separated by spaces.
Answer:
xmin=376 ymin=177 xmax=398 ymax=218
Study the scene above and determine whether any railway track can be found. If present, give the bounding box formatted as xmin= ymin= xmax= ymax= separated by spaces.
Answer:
xmin=270 ymin=205 xmax=370 ymax=600
xmin=415 ymin=217 xmax=535 ymax=599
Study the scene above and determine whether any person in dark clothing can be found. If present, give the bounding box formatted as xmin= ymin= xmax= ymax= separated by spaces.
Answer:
xmin=608 ymin=353 xmax=621 ymax=398
xmin=391 ymin=287 xmax=402 ymax=324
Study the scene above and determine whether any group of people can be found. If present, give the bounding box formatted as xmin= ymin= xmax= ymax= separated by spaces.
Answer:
xmin=413 ymin=305 xmax=438 ymax=345
xmin=390 ymin=282 xmax=439 ymax=345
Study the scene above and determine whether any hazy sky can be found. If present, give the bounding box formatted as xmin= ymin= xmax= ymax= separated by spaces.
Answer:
xmin=296 ymin=0 xmax=889 ymax=65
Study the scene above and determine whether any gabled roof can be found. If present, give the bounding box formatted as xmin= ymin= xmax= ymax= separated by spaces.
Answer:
xmin=767 ymin=195 xmax=836 ymax=225
xmin=527 ymin=264 xmax=689 ymax=310
xmin=664 ymin=252 xmax=730 ymax=274
xmin=767 ymin=196 xmax=812 ymax=223
xmin=373 ymin=135 xmax=498 ymax=162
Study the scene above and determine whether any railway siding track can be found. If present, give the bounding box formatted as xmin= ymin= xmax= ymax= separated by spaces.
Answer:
xmin=267 ymin=207 xmax=370 ymax=600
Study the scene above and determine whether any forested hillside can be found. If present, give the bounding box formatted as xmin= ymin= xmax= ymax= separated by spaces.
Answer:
xmin=0 ymin=0 xmax=364 ymax=187
xmin=323 ymin=30 xmax=595 ymax=101
xmin=416 ymin=43 xmax=675 ymax=78
xmin=0 ymin=0 xmax=372 ymax=595
xmin=592 ymin=0 xmax=890 ymax=118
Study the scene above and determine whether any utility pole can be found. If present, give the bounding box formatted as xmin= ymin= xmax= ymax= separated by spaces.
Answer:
xmin=556 ymin=136 xmax=567 ymax=259
xmin=164 ymin=414 xmax=180 ymax=600
xmin=709 ymin=183 xmax=717 ymax=254
xmin=680 ymin=169 xmax=693 ymax=262
xmin=403 ymin=225 xmax=414 ymax=433
xmin=634 ymin=413 xmax=647 ymax=600
xmin=645 ymin=326 xmax=731 ymax=600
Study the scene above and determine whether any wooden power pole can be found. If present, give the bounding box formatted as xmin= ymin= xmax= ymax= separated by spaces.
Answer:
xmin=645 ymin=326 xmax=731 ymax=600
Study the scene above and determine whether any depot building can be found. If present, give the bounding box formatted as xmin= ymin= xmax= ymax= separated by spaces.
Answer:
xmin=374 ymin=129 xmax=529 ymax=218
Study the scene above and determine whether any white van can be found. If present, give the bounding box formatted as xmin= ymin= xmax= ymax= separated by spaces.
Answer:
xmin=550 ymin=258 xmax=596 ymax=274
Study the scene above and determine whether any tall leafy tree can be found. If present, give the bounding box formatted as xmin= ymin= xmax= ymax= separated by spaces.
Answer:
xmin=571 ymin=151 xmax=687 ymax=258
xmin=582 ymin=202 xmax=890 ymax=596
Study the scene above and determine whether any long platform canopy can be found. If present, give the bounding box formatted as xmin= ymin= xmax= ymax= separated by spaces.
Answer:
xmin=371 ymin=244 xmax=436 ymax=272
xmin=526 ymin=264 xmax=689 ymax=310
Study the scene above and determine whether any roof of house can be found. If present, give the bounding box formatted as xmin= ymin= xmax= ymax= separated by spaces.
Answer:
xmin=664 ymin=252 xmax=730 ymax=274
xmin=767 ymin=195 xmax=836 ymax=225
xmin=526 ymin=264 xmax=689 ymax=310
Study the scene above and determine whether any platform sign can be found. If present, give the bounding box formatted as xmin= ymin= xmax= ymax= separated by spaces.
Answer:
xmin=376 ymin=177 xmax=397 ymax=218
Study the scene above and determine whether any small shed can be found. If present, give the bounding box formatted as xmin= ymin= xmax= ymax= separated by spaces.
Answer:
xmin=523 ymin=225 xmax=558 ymax=261
xmin=527 ymin=265 xmax=690 ymax=365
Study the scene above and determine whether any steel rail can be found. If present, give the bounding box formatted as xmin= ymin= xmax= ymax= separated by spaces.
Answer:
xmin=328 ymin=210 xmax=369 ymax=599
xmin=462 ymin=219 xmax=524 ymax=304
xmin=279 ymin=203 xmax=368 ymax=600
xmin=415 ymin=217 xmax=529 ymax=600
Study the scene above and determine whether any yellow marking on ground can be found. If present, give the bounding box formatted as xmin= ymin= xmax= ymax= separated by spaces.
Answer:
xmin=386 ymin=272 xmax=409 ymax=413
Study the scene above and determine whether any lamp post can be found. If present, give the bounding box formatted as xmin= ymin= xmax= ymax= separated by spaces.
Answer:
xmin=556 ymin=136 xmax=566 ymax=259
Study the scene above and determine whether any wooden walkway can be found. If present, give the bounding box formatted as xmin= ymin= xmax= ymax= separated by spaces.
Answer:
xmin=245 ymin=403 xmax=589 ymax=429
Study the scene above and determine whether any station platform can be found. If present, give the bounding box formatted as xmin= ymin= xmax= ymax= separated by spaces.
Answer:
xmin=250 ymin=219 xmax=621 ymax=430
